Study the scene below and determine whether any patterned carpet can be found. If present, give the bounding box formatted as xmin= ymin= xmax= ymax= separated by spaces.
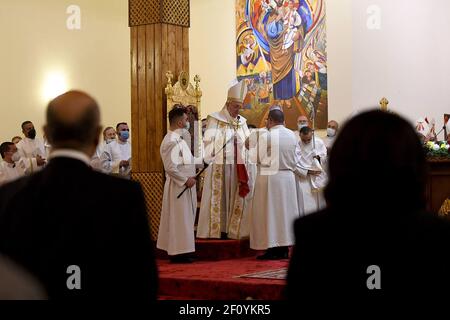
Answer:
xmin=237 ymin=268 xmax=288 ymax=280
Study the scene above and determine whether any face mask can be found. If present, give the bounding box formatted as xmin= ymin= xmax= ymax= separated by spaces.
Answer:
xmin=106 ymin=138 xmax=115 ymax=144
xmin=184 ymin=122 xmax=190 ymax=131
xmin=28 ymin=129 xmax=36 ymax=139
xmin=119 ymin=131 xmax=129 ymax=140
xmin=11 ymin=152 xmax=20 ymax=162
xmin=298 ymin=123 xmax=307 ymax=131
xmin=327 ymin=128 xmax=336 ymax=137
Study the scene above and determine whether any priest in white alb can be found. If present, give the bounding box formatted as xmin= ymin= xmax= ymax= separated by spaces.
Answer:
xmin=249 ymin=109 xmax=303 ymax=259
xmin=16 ymin=121 xmax=47 ymax=173
xmin=100 ymin=122 xmax=131 ymax=178
xmin=296 ymin=126 xmax=328 ymax=215
xmin=197 ymin=80 xmax=252 ymax=239
xmin=0 ymin=142 xmax=26 ymax=186
xmin=157 ymin=107 xmax=197 ymax=263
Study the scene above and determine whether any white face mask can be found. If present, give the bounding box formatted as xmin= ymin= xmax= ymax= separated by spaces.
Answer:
xmin=184 ymin=122 xmax=190 ymax=131
xmin=298 ymin=123 xmax=308 ymax=131
xmin=106 ymin=138 xmax=115 ymax=144
xmin=11 ymin=152 xmax=20 ymax=162
xmin=327 ymin=128 xmax=336 ymax=137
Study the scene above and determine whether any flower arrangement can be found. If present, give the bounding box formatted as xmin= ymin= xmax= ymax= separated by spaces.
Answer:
xmin=424 ymin=141 xmax=450 ymax=158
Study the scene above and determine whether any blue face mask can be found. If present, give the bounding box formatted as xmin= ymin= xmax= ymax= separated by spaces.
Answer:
xmin=119 ymin=131 xmax=130 ymax=140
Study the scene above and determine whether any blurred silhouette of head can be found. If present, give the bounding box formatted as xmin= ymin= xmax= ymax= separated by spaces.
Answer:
xmin=44 ymin=91 xmax=101 ymax=157
xmin=325 ymin=110 xmax=426 ymax=212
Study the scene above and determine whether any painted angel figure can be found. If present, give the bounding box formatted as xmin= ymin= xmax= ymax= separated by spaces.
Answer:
xmin=282 ymin=0 xmax=303 ymax=50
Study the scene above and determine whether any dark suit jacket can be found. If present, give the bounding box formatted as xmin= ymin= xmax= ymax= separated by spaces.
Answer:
xmin=287 ymin=207 xmax=450 ymax=301
xmin=0 ymin=157 xmax=158 ymax=300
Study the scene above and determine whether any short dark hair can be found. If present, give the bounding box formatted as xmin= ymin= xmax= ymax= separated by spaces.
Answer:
xmin=46 ymin=102 xmax=100 ymax=148
xmin=248 ymin=124 xmax=257 ymax=129
xmin=268 ymin=110 xmax=284 ymax=124
xmin=300 ymin=126 xmax=313 ymax=135
xmin=168 ymin=107 xmax=187 ymax=125
xmin=0 ymin=142 xmax=14 ymax=159
xmin=116 ymin=122 xmax=128 ymax=130
xmin=21 ymin=121 xmax=32 ymax=130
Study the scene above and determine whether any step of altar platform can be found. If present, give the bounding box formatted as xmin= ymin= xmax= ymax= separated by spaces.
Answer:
xmin=156 ymin=239 xmax=254 ymax=261
xmin=157 ymin=256 xmax=288 ymax=300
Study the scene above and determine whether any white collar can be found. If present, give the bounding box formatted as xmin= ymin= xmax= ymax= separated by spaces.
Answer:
xmin=49 ymin=149 xmax=91 ymax=166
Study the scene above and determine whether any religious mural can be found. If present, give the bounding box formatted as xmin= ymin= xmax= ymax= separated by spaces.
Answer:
xmin=236 ymin=0 xmax=328 ymax=129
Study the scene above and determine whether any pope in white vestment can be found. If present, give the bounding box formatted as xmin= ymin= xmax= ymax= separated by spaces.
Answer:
xmin=157 ymin=109 xmax=197 ymax=257
xmin=197 ymin=80 xmax=252 ymax=239
xmin=296 ymin=127 xmax=328 ymax=215
xmin=249 ymin=111 xmax=303 ymax=254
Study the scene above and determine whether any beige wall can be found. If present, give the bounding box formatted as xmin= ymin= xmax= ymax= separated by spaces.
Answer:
xmin=0 ymin=0 xmax=130 ymax=142
xmin=189 ymin=0 xmax=237 ymax=119
xmin=190 ymin=0 xmax=353 ymax=127
xmin=4 ymin=0 xmax=446 ymax=144
xmin=0 ymin=0 xmax=355 ymax=142
xmin=352 ymin=0 xmax=450 ymax=127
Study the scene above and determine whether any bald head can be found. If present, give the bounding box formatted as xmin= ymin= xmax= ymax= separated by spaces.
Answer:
xmin=45 ymin=91 xmax=101 ymax=155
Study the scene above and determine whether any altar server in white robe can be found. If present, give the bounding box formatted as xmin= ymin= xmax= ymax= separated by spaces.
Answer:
xmin=295 ymin=115 xmax=310 ymax=139
xmin=296 ymin=126 xmax=328 ymax=215
xmin=157 ymin=107 xmax=197 ymax=263
xmin=249 ymin=109 xmax=303 ymax=260
xmin=16 ymin=121 xmax=46 ymax=174
xmin=0 ymin=142 xmax=26 ymax=186
xmin=100 ymin=122 xmax=131 ymax=178
xmin=197 ymin=79 xmax=251 ymax=240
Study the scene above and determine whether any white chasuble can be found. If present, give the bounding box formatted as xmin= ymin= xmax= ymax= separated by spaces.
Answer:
xmin=197 ymin=108 xmax=251 ymax=239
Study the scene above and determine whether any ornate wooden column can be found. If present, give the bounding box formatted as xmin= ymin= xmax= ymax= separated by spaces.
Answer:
xmin=129 ymin=0 xmax=190 ymax=239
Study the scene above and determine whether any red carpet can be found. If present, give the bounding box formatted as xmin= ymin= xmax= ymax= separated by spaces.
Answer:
xmin=157 ymin=255 xmax=289 ymax=300
xmin=156 ymin=238 xmax=254 ymax=261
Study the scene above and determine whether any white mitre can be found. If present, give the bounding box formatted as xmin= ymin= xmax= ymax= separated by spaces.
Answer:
xmin=226 ymin=78 xmax=248 ymax=104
